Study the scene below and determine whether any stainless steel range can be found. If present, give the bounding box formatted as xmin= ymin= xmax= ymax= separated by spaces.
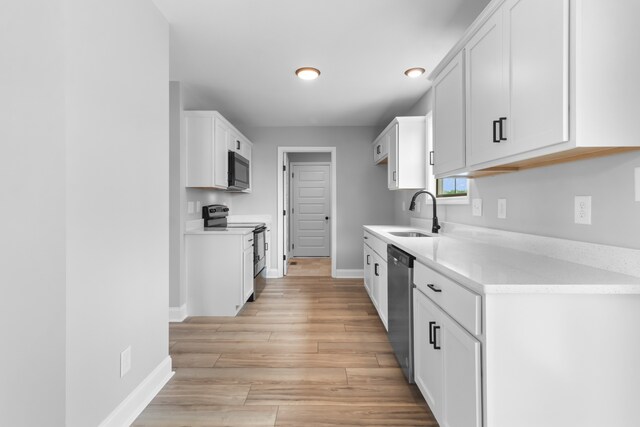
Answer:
xmin=202 ymin=204 xmax=267 ymax=300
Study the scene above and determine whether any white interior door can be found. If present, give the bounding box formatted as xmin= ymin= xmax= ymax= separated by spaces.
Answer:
xmin=291 ymin=163 xmax=331 ymax=257
xmin=283 ymin=153 xmax=290 ymax=275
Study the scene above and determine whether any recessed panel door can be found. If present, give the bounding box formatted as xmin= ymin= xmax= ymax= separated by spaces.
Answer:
xmin=292 ymin=164 xmax=331 ymax=257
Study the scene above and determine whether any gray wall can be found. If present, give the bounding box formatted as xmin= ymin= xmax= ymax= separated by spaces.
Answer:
xmin=234 ymin=126 xmax=396 ymax=270
xmin=65 ymin=1 xmax=169 ymax=426
xmin=0 ymin=1 xmax=67 ymax=424
xmin=447 ymin=151 xmax=640 ymax=249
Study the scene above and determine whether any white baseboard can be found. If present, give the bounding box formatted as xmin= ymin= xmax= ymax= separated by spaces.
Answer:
xmin=266 ymin=268 xmax=280 ymax=278
xmin=335 ymin=269 xmax=364 ymax=279
xmin=168 ymin=304 xmax=187 ymax=322
xmin=98 ymin=356 xmax=174 ymax=427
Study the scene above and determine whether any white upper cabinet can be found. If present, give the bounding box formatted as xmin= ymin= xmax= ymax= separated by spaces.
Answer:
xmin=466 ymin=0 xmax=569 ymax=167
xmin=186 ymin=111 xmax=252 ymax=190
xmin=432 ymin=51 xmax=466 ymax=176
xmin=373 ymin=117 xmax=427 ymax=190
xmin=430 ymin=0 xmax=637 ymax=177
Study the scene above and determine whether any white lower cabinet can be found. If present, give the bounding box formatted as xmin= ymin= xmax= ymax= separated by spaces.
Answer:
xmin=414 ymin=287 xmax=482 ymax=427
xmin=243 ymin=245 xmax=254 ymax=302
xmin=363 ymin=233 xmax=388 ymax=331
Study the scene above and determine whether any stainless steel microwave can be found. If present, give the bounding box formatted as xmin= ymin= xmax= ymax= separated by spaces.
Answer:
xmin=227 ymin=151 xmax=250 ymax=190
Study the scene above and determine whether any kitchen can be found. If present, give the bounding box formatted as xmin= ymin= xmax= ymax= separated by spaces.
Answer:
xmin=3 ymin=0 xmax=640 ymax=427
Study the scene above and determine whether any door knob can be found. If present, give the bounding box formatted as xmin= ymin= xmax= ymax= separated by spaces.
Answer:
xmin=325 ymin=216 xmax=329 ymax=220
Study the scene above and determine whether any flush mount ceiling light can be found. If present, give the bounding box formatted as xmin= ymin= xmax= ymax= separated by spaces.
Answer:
xmin=404 ymin=67 xmax=426 ymax=78
xmin=295 ymin=67 xmax=321 ymax=80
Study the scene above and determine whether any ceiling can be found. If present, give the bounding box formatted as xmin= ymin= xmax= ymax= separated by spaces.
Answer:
xmin=153 ymin=0 xmax=490 ymax=129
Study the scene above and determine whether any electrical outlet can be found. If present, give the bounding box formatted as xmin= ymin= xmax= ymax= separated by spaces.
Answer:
xmin=574 ymin=196 xmax=592 ymax=225
xmin=187 ymin=201 xmax=194 ymax=214
xmin=635 ymin=167 xmax=640 ymax=202
xmin=196 ymin=201 xmax=202 ymax=212
xmin=120 ymin=346 xmax=131 ymax=378
xmin=415 ymin=201 xmax=421 ymax=213
xmin=472 ymin=198 xmax=483 ymax=217
xmin=497 ymin=199 xmax=507 ymax=219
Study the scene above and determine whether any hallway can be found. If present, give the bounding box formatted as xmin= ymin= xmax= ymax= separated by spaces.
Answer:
xmin=134 ymin=276 xmax=436 ymax=426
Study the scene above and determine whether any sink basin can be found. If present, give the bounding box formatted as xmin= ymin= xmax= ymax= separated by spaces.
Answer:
xmin=389 ymin=231 xmax=432 ymax=238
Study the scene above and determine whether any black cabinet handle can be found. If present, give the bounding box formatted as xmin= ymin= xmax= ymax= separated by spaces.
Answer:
xmin=374 ymin=263 xmax=379 ymax=276
xmin=433 ymin=325 xmax=441 ymax=350
xmin=364 ymin=236 xmax=368 ymax=240
xmin=427 ymin=284 xmax=442 ymax=293
xmin=428 ymin=321 xmax=436 ymax=345
xmin=493 ymin=120 xmax=500 ymax=143
xmin=236 ymin=140 xmax=241 ymax=150
xmin=366 ymin=254 xmax=370 ymax=265
xmin=499 ymin=117 xmax=507 ymax=141
xmin=248 ymin=239 xmax=253 ymax=242
xmin=429 ymin=151 xmax=434 ymax=166
xmin=377 ymin=145 xmax=381 ymax=154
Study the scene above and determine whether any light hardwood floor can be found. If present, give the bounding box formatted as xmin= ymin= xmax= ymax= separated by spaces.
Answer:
xmin=286 ymin=257 xmax=331 ymax=277
xmin=133 ymin=276 xmax=437 ymax=426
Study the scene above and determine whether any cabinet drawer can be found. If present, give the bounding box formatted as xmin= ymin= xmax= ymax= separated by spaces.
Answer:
xmin=364 ymin=230 xmax=387 ymax=259
xmin=243 ymin=233 xmax=254 ymax=250
xmin=414 ymin=262 xmax=481 ymax=336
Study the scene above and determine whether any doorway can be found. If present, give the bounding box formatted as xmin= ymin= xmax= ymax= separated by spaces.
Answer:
xmin=277 ymin=147 xmax=337 ymax=278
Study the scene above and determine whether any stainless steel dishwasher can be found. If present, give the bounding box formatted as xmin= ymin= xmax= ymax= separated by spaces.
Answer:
xmin=387 ymin=244 xmax=416 ymax=383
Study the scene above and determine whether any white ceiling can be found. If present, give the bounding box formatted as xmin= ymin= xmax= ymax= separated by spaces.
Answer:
xmin=153 ymin=0 xmax=490 ymax=129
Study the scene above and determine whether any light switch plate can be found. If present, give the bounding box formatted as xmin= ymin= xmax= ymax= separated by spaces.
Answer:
xmin=635 ymin=167 xmax=640 ymax=202
xmin=415 ymin=201 xmax=421 ymax=213
xmin=187 ymin=201 xmax=194 ymax=214
xmin=497 ymin=199 xmax=507 ymax=219
xmin=120 ymin=346 xmax=131 ymax=378
xmin=574 ymin=196 xmax=592 ymax=225
xmin=402 ymin=201 xmax=406 ymax=211
xmin=472 ymin=198 xmax=483 ymax=217
xmin=196 ymin=201 xmax=202 ymax=212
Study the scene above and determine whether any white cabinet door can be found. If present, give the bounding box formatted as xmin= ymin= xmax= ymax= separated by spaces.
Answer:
xmin=465 ymin=9 xmax=509 ymax=166
xmin=387 ymin=124 xmax=399 ymax=189
xmin=433 ymin=51 xmax=466 ymax=176
xmin=377 ymin=255 xmax=388 ymax=331
xmin=243 ymin=246 xmax=254 ymax=303
xmin=363 ymin=245 xmax=373 ymax=296
xmin=373 ymin=136 xmax=389 ymax=164
xmin=504 ymin=0 xmax=569 ymax=155
xmin=442 ymin=315 xmax=482 ymax=427
xmin=371 ymin=255 xmax=381 ymax=310
xmin=413 ymin=289 xmax=444 ymax=420
xmin=213 ymin=118 xmax=229 ymax=188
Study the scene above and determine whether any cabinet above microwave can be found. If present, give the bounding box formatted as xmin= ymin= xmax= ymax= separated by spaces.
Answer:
xmin=185 ymin=111 xmax=253 ymax=191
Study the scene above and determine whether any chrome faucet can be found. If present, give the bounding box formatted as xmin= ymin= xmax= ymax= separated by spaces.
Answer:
xmin=409 ymin=190 xmax=441 ymax=234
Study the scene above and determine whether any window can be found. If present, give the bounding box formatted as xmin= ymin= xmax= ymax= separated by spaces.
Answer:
xmin=436 ymin=178 xmax=468 ymax=197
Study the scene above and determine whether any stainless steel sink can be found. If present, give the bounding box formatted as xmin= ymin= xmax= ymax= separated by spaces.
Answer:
xmin=389 ymin=231 xmax=432 ymax=238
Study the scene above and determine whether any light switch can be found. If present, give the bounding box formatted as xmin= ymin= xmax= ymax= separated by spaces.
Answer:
xmin=497 ymin=199 xmax=507 ymax=219
xmin=635 ymin=167 xmax=640 ymax=202
xmin=187 ymin=201 xmax=194 ymax=214
xmin=472 ymin=198 xmax=483 ymax=217
xmin=574 ymin=196 xmax=592 ymax=225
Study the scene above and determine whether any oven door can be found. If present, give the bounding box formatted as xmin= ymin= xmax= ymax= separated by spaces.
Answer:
xmin=253 ymin=227 xmax=266 ymax=276
xmin=228 ymin=152 xmax=250 ymax=190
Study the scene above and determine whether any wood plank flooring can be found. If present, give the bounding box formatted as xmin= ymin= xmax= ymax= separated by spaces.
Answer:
xmin=134 ymin=276 xmax=437 ymax=426
xmin=286 ymin=257 xmax=331 ymax=277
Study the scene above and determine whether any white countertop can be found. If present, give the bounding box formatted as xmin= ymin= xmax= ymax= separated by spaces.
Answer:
xmin=364 ymin=225 xmax=640 ymax=294
xmin=185 ymin=227 xmax=253 ymax=236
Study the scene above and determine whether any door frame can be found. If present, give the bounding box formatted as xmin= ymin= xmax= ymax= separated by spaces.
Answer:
xmin=277 ymin=147 xmax=337 ymax=278
xmin=289 ymin=161 xmax=332 ymax=259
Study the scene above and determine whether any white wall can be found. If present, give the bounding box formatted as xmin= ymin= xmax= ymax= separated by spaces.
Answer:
xmin=0 ymin=1 xmax=67 ymax=425
xmin=234 ymin=126 xmax=396 ymax=270
xmin=65 ymin=1 xmax=170 ymax=426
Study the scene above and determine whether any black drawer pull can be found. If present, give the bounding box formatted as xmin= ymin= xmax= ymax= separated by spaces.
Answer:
xmin=374 ymin=263 xmax=379 ymax=276
xmin=376 ymin=145 xmax=381 ymax=154
xmin=364 ymin=236 xmax=368 ymax=239
xmin=236 ymin=140 xmax=241 ymax=150
xmin=366 ymin=254 xmax=370 ymax=265
xmin=493 ymin=120 xmax=500 ymax=143
xmin=428 ymin=321 xmax=436 ymax=345
xmin=433 ymin=325 xmax=441 ymax=350
xmin=427 ymin=284 xmax=442 ymax=293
